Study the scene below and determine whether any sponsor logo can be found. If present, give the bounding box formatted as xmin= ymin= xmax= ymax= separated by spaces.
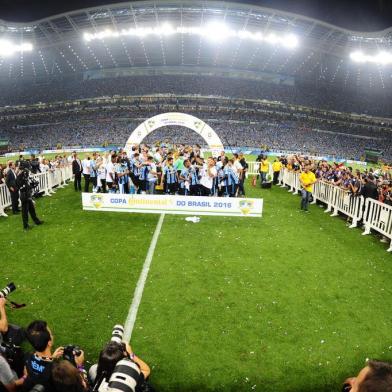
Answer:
xmin=90 ymin=194 xmax=103 ymax=209
xmin=239 ymin=199 xmax=254 ymax=215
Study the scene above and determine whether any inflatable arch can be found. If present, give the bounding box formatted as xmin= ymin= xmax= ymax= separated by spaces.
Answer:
xmin=125 ymin=112 xmax=224 ymax=157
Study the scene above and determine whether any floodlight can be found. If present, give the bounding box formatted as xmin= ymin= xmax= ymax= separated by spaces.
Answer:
xmin=282 ymin=34 xmax=298 ymax=49
xmin=375 ymin=51 xmax=392 ymax=65
xmin=0 ymin=39 xmax=33 ymax=56
xmin=350 ymin=51 xmax=366 ymax=63
xmin=159 ymin=23 xmax=175 ymax=36
xmin=265 ymin=33 xmax=279 ymax=44
xmin=81 ymin=23 xmax=299 ymax=50
xmin=349 ymin=50 xmax=392 ymax=65
xmin=204 ymin=22 xmax=231 ymax=42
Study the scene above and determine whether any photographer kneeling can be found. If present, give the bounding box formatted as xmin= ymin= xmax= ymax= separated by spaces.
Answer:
xmin=23 ymin=320 xmax=84 ymax=391
xmin=89 ymin=325 xmax=152 ymax=392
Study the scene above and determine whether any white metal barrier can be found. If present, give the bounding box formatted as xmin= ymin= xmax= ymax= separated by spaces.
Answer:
xmin=330 ymin=187 xmax=364 ymax=228
xmin=362 ymin=199 xmax=392 ymax=252
xmin=280 ymin=168 xmax=301 ymax=194
xmin=246 ymin=161 xmax=273 ymax=179
xmin=312 ymin=180 xmax=338 ymax=213
xmin=0 ymin=166 xmax=73 ymax=217
xmin=247 ymin=162 xmax=259 ymax=176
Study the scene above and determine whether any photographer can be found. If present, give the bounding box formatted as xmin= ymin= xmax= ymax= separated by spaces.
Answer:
xmin=0 ymin=299 xmax=24 ymax=392
xmin=0 ymin=354 xmax=20 ymax=392
xmin=89 ymin=340 xmax=151 ymax=391
xmin=343 ymin=360 xmax=392 ymax=391
xmin=15 ymin=162 xmax=43 ymax=230
xmin=51 ymin=359 xmax=88 ymax=392
xmin=23 ymin=320 xmax=65 ymax=391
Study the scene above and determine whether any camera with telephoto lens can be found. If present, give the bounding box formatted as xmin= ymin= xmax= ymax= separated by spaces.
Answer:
xmin=111 ymin=325 xmax=125 ymax=345
xmin=0 ymin=282 xmax=16 ymax=298
xmin=63 ymin=345 xmax=82 ymax=367
xmin=106 ymin=359 xmax=141 ymax=392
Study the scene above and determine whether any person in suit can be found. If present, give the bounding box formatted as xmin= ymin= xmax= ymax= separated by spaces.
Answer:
xmin=5 ymin=161 xmax=20 ymax=214
xmin=72 ymin=153 xmax=82 ymax=191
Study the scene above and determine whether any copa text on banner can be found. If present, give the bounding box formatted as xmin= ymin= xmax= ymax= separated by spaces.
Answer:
xmin=82 ymin=193 xmax=263 ymax=218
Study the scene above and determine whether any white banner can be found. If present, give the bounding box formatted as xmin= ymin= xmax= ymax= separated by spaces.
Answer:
xmin=82 ymin=193 xmax=263 ymax=217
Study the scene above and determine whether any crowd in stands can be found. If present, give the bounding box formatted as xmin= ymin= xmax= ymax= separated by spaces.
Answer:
xmin=1 ymin=103 xmax=391 ymax=161
xmin=1 ymin=74 xmax=392 ymax=118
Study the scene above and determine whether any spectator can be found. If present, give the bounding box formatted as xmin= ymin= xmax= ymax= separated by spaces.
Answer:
xmin=343 ymin=360 xmax=392 ymax=391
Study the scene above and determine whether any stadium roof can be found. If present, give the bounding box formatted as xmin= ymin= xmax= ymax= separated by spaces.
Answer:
xmin=1 ymin=0 xmax=392 ymax=90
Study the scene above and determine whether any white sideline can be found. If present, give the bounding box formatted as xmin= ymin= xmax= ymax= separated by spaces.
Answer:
xmin=123 ymin=213 xmax=165 ymax=341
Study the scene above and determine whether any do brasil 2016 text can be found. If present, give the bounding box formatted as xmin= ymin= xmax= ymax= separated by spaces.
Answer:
xmin=176 ymin=201 xmax=232 ymax=208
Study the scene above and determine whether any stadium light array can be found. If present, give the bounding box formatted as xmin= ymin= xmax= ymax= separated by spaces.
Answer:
xmin=0 ymin=39 xmax=33 ymax=57
xmin=350 ymin=50 xmax=392 ymax=65
xmin=83 ymin=23 xmax=299 ymax=49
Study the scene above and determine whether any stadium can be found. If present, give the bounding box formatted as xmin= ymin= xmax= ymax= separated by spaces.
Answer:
xmin=0 ymin=0 xmax=391 ymax=391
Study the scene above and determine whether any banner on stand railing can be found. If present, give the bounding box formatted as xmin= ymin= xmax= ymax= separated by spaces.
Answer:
xmin=82 ymin=193 xmax=263 ymax=217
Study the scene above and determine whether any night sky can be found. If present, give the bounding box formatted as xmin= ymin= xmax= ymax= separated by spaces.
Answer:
xmin=0 ymin=0 xmax=391 ymax=32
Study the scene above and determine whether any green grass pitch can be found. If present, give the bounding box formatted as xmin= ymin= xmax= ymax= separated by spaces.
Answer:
xmin=1 ymin=179 xmax=391 ymax=391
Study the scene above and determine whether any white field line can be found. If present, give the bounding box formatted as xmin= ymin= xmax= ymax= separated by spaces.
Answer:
xmin=123 ymin=213 xmax=165 ymax=341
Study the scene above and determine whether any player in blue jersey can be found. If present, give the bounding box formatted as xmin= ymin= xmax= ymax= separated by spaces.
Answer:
xmin=130 ymin=152 xmax=142 ymax=193
xmin=224 ymin=159 xmax=239 ymax=197
xmin=163 ymin=157 xmax=178 ymax=194
xmin=186 ymin=160 xmax=201 ymax=196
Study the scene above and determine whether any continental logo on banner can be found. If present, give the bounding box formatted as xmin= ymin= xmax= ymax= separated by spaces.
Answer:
xmin=90 ymin=194 xmax=104 ymax=209
xmin=239 ymin=199 xmax=254 ymax=215
xmin=109 ymin=197 xmax=172 ymax=207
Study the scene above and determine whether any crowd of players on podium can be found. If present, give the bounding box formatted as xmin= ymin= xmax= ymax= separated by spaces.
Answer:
xmin=70 ymin=144 xmax=249 ymax=198
xmin=68 ymin=144 xmax=391 ymax=205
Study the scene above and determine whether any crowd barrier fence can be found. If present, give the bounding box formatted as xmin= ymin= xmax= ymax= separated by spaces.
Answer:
xmin=278 ymin=168 xmax=391 ymax=252
xmin=362 ymin=198 xmax=392 ymax=252
xmin=0 ymin=166 xmax=73 ymax=217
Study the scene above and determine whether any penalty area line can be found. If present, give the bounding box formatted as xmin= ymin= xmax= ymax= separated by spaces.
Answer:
xmin=124 ymin=213 xmax=165 ymax=341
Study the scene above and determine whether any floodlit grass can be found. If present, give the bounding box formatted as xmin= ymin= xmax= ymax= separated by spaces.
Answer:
xmin=1 ymin=180 xmax=391 ymax=392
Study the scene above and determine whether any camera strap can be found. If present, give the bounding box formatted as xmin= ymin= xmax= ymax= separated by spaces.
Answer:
xmin=6 ymin=300 xmax=26 ymax=309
